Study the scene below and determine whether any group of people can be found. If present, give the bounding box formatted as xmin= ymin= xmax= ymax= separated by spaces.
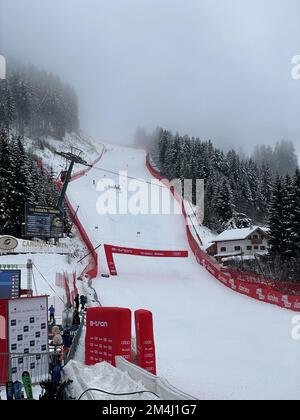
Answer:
xmin=74 ymin=294 xmax=88 ymax=313
xmin=48 ymin=294 xmax=88 ymax=325
xmin=48 ymin=293 xmax=88 ymax=353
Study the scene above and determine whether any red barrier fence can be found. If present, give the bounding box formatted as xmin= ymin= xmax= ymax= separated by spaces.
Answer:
xmin=85 ymin=307 xmax=132 ymax=366
xmin=135 ymin=310 xmax=156 ymax=375
xmin=71 ymin=148 xmax=106 ymax=182
xmin=73 ymin=272 xmax=79 ymax=298
xmin=56 ymin=272 xmax=77 ymax=306
xmin=55 ymin=273 xmax=65 ymax=289
xmin=104 ymin=244 xmax=188 ymax=276
xmin=63 ymin=272 xmax=71 ymax=306
xmin=225 ymin=267 xmax=300 ymax=296
xmin=53 ymin=147 xmax=106 ymax=281
xmin=64 ymin=195 xmax=98 ymax=279
xmin=146 ymin=155 xmax=300 ymax=312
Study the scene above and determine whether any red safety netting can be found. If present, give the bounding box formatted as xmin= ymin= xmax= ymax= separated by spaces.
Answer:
xmin=53 ymin=150 xmax=104 ymax=280
xmin=146 ymin=155 xmax=300 ymax=312
xmin=64 ymin=195 xmax=98 ymax=279
xmin=45 ymin=149 xmax=105 ymax=305
xmin=71 ymin=149 xmax=106 ymax=182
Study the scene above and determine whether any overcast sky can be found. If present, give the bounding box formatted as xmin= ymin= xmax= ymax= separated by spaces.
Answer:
xmin=0 ymin=0 xmax=299 ymax=155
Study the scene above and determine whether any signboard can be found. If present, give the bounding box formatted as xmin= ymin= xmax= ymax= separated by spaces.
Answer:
xmin=25 ymin=205 xmax=64 ymax=238
xmin=0 ymin=299 xmax=8 ymax=385
xmin=0 ymin=270 xmax=21 ymax=299
xmin=135 ymin=310 xmax=156 ymax=375
xmin=85 ymin=307 xmax=131 ymax=367
xmin=0 ymin=236 xmax=69 ymax=255
xmin=104 ymin=244 xmax=188 ymax=276
xmin=0 ymin=236 xmax=18 ymax=252
xmin=8 ymin=296 xmax=49 ymax=382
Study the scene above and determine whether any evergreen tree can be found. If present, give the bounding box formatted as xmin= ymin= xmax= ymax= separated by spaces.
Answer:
xmin=289 ymin=170 xmax=300 ymax=257
xmin=268 ymin=176 xmax=288 ymax=256
xmin=215 ymin=180 xmax=235 ymax=229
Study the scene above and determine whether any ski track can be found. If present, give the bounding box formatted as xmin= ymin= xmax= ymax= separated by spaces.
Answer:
xmin=56 ymin=143 xmax=299 ymax=399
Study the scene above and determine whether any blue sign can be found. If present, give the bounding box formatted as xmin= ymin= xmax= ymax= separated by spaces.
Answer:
xmin=0 ymin=270 xmax=21 ymax=299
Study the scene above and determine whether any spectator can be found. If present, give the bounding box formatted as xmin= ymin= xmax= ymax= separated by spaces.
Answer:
xmin=49 ymin=305 xmax=55 ymax=324
xmin=74 ymin=294 xmax=80 ymax=311
xmin=80 ymin=295 xmax=86 ymax=311
xmin=62 ymin=329 xmax=73 ymax=358
xmin=73 ymin=310 xmax=80 ymax=326
xmin=52 ymin=333 xmax=63 ymax=347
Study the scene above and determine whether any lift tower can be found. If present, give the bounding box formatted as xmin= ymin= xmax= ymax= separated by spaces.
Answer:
xmin=55 ymin=147 xmax=92 ymax=211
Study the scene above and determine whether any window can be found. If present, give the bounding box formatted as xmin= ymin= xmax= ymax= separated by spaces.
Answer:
xmin=234 ymin=246 xmax=241 ymax=251
xmin=253 ymin=235 xmax=258 ymax=240
xmin=254 ymin=246 xmax=259 ymax=250
xmin=221 ymin=247 xmax=227 ymax=252
xmin=247 ymin=246 xmax=252 ymax=251
xmin=260 ymin=246 xmax=266 ymax=251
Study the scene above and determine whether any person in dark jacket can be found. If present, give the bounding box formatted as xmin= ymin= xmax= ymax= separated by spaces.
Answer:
xmin=74 ymin=293 xmax=80 ymax=311
xmin=49 ymin=305 xmax=55 ymax=324
xmin=80 ymin=295 xmax=86 ymax=311
xmin=62 ymin=329 xmax=73 ymax=359
xmin=72 ymin=310 xmax=80 ymax=326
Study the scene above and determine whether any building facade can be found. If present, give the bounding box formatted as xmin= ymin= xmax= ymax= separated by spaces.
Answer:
xmin=210 ymin=227 xmax=269 ymax=260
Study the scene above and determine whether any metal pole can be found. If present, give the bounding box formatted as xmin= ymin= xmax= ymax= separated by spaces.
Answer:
xmin=69 ymin=205 xmax=80 ymax=233
xmin=56 ymin=160 xmax=75 ymax=212
xmin=77 ymin=244 xmax=102 ymax=264
xmin=27 ymin=259 xmax=33 ymax=295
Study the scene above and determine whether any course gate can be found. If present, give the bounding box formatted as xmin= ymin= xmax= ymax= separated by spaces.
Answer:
xmin=104 ymin=244 xmax=188 ymax=276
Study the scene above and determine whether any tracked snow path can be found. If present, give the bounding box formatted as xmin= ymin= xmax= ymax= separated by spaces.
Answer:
xmin=68 ymin=143 xmax=300 ymax=400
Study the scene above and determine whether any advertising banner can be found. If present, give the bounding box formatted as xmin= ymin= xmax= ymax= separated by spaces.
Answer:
xmin=25 ymin=205 xmax=64 ymax=239
xmin=0 ymin=235 xmax=70 ymax=257
xmin=85 ymin=307 xmax=131 ymax=366
xmin=8 ymin=296 xmax=49 ymax=382
xmin=135 ymin=310 xmax=156 ymax=375
xmin=104 ymin=244 xmax=188 ymax=276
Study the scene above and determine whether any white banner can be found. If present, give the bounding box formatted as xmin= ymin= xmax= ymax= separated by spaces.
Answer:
xmin=0 ymin=235 xmax=69 ymax=255
xmin=8 ymin=296 xmax=49 ymax=383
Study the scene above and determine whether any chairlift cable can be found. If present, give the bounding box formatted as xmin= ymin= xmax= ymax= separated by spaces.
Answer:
xmin=33 ymin=263 xmax=64 ymax=304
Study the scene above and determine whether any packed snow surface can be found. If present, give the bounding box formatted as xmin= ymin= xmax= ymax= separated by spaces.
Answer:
xmin=63 ymin=360 xmax=159 ymax=400
xmin=35 ymin=141 xmax=300 ymax=400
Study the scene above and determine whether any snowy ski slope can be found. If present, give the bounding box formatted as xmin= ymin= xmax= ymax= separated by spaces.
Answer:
xmin=68 ymin=143 xmax=300 ymax=400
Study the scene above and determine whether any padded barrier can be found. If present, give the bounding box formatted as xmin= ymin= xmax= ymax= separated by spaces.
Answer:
xmin=115 ymin=356 xmax=197 ymax=400
xmin=135 ymin=310 xmax=156 ymax=375
xmin=85 ymin=307 xmax=132 ymax=367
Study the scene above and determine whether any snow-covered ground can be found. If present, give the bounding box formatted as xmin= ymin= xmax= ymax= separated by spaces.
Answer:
xmin=3 ymin=136 xmax=297 ymax=400
xmin=63 ymin=360 xmax=159 ymax=400
xmin=0 ymin=253 xmax=74 ymax=319
xmin=25 ymin=131 xmax=102 ymax=175
xmin=66 ymin=142 xmax=300 ymax=400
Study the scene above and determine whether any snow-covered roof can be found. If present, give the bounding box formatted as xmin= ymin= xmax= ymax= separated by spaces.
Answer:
xmin=215 ymin=251 xmax=242 ymax=257
xmin=215 ymin=227 xmax=267 ymax=242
